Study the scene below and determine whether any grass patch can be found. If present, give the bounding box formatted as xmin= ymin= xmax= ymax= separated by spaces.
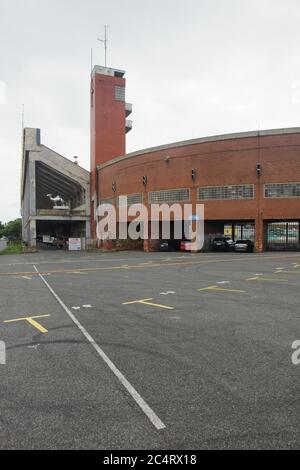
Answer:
xmin=0 ymin=243 xmax=23 ymax=255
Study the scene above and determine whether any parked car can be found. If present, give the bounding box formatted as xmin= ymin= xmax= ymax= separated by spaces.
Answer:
xmin=234 ymin=239 xmax=254 ymax=252
xmin=180 ymin=239 xmax=193 ymax=251
xmin=158 ymin=239 xmax=181 ymax=251
xmin=212 ymin=236 xmax=235 ymax=251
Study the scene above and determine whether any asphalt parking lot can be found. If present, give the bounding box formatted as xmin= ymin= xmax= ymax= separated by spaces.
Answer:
xmin=0 ymin=250 xmax=300 ymax=449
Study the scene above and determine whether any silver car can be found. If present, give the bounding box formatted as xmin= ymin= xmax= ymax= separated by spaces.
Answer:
xmin=234 ymin=239 xmax=254 ymax=252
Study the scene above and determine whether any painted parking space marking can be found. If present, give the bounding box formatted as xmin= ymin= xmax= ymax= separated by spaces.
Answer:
xmin=3 ymin=314 xmax=51 ymax=333
xmin=274 ymin=270 xmax=300 ymax=275
xmin=197 ymin=285 xmax=246 ymax=294
xmin=1 ymin=252 xmax=300 ymax=279
xmin=13 ymin=275 xmax=33 ymax=280
xmin=69 ymin=271 xmax=88 ymax=275
xmin=33 ymin=265 xmax=166 ymax=431
xmin=159 ymin=291 xmax=176 ymax=295
xmin=72 ymin=304 xmax=93 ymax=310
xmin=123 ymin=298 xmax=174 ymax=310
xmin=246 ymin=276 xmax=288 ymax=282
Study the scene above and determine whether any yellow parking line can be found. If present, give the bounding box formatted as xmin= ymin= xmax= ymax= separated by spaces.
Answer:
xmin=4 ymin=314 xmax=50 ymax=333
xmin=1 ymin=253 xmax=300 ymax=278
xmin=197 ymin=285 xmax=246 ymax=293
xmin=122 ymin=298 xmax=174 ymax=310
xmin=69 ymin=271 xmax=88 ymax=275
xmin=246 ymin=276 xmax=288 ymax=282
xmin=274 ymin=270 xmax=300 ymax=274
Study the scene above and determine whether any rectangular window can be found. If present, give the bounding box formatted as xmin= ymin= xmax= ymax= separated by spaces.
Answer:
xmin=148 ymin=188 xmax=190 ymax=204
xmin=265 ymin=183 xmax=300 ymax=198
xmin=118 ymin=193 xmax=143 ymax=206
xmin=198 ymin=184 xmax=254 ymax=200
xmin=115 ymin=86 xmax=125 ymax=101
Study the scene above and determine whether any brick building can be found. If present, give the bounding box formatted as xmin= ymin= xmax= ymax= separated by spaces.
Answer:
xmin=22 ymin=65 xmax=300 ymax=252
xmin=91 ymin=66 xmax=300 ymax=252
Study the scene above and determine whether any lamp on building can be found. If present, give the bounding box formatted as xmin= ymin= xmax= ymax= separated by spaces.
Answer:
xmin=142 ymin=175 xmax=148 ymax=186
xmin=73 ymin=156 xmax=78 ymax=165
xmin=256 ymin=164 xmax=262 ymax=176
xmin=191 ymin=169 xmax=197 ymax=181
xmin=112 ymin=182 xmax=117 ymax=192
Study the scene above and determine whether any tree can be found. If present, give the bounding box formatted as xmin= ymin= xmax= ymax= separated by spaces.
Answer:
xmin=0 ymin=219 xmax=22 ymax=241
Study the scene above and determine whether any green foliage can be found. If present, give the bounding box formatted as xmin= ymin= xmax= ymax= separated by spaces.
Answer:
xmin=0 ymin=243 xmax=23 ymax=255
xmin=0 ymin=218 xmax=22 ymax=241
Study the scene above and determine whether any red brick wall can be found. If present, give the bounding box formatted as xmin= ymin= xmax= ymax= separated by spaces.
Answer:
xmin=97 ymin=132 xmax=300 ymax=251
xmin=90 ymin=71 xmax=126 ymax=235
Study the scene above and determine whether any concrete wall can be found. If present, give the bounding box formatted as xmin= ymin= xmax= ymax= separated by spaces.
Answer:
xmin=0 ymin=240 xmax=7 ymax=252
xmin=21 ymin=128 xmax=91 ymax=247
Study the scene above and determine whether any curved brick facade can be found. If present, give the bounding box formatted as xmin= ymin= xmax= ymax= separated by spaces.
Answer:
xmin=96 ymin=128 xmax=300 ymax=252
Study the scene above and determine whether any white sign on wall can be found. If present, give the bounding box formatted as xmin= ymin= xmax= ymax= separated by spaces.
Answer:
xmin=68 ymin=238 xmax=81 ymax=251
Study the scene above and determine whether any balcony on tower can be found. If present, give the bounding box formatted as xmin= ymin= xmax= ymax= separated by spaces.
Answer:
xmin=125 ymin=119 xmax=133 ymax=133
xmin=125 ymin=102 xmax=132 ymax=117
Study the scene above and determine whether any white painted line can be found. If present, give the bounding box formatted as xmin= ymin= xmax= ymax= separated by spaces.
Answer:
xmin=82 ymin=304 xmax=92 ymax=308
xmin=72 ymin=306 xmax=81 ymax=310
xmin=33 ymin=265 xmax=166 ymax=431
xmin=13 ymin=276 xmax=32 ymax=280
xmin=216 ymin=281 xmax=230 ymax=285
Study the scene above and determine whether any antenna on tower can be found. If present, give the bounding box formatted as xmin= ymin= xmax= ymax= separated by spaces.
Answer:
xmin=22 ymin=104 xmax=25 ymax=129
xmin=98 ymin=25 xmax=109 ymax=67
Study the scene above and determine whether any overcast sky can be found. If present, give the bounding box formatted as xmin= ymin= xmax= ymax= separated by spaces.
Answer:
xmin=1 ymin=0 xmax=300 ymax=222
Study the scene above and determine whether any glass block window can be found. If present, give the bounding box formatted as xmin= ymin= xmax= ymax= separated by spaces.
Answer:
xmin=115 ymin=86 xmax=125 ymax=101
xmin=265 ymin=183 xmax=300 ymax=198
xmin=148 ymin=188 xmax=190 ymax=204
xmin=99 ymin=198 xmax=114 ymax=206
xmin=118 ymin=193 xmax=143 ymax=206
xmin=198 ymin=184 xmax=254 ymax=200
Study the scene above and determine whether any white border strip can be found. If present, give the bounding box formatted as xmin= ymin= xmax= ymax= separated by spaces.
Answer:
xmin=33 ymin=265 xmax=166 ymax=430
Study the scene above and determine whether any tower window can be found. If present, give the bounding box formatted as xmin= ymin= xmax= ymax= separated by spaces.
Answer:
xmin=115 ymin=86 xmax=125 ymax=101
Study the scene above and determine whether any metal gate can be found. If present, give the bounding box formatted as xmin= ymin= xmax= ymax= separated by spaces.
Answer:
xmin=266 ymin=222 xmax=300 ymax=250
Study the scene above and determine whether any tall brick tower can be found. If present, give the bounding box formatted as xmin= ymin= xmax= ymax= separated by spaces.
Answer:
xmin=90 ymin=65 xmax=132 ymax=237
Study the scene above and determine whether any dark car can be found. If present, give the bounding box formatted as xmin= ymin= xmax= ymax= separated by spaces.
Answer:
xmin=212 ymin=236 xmax=235 ymax=252
xmin=234 ymin=239 xmax=254 ymax=252
xmin=158 ymin=239 xmax=181 ymax=252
